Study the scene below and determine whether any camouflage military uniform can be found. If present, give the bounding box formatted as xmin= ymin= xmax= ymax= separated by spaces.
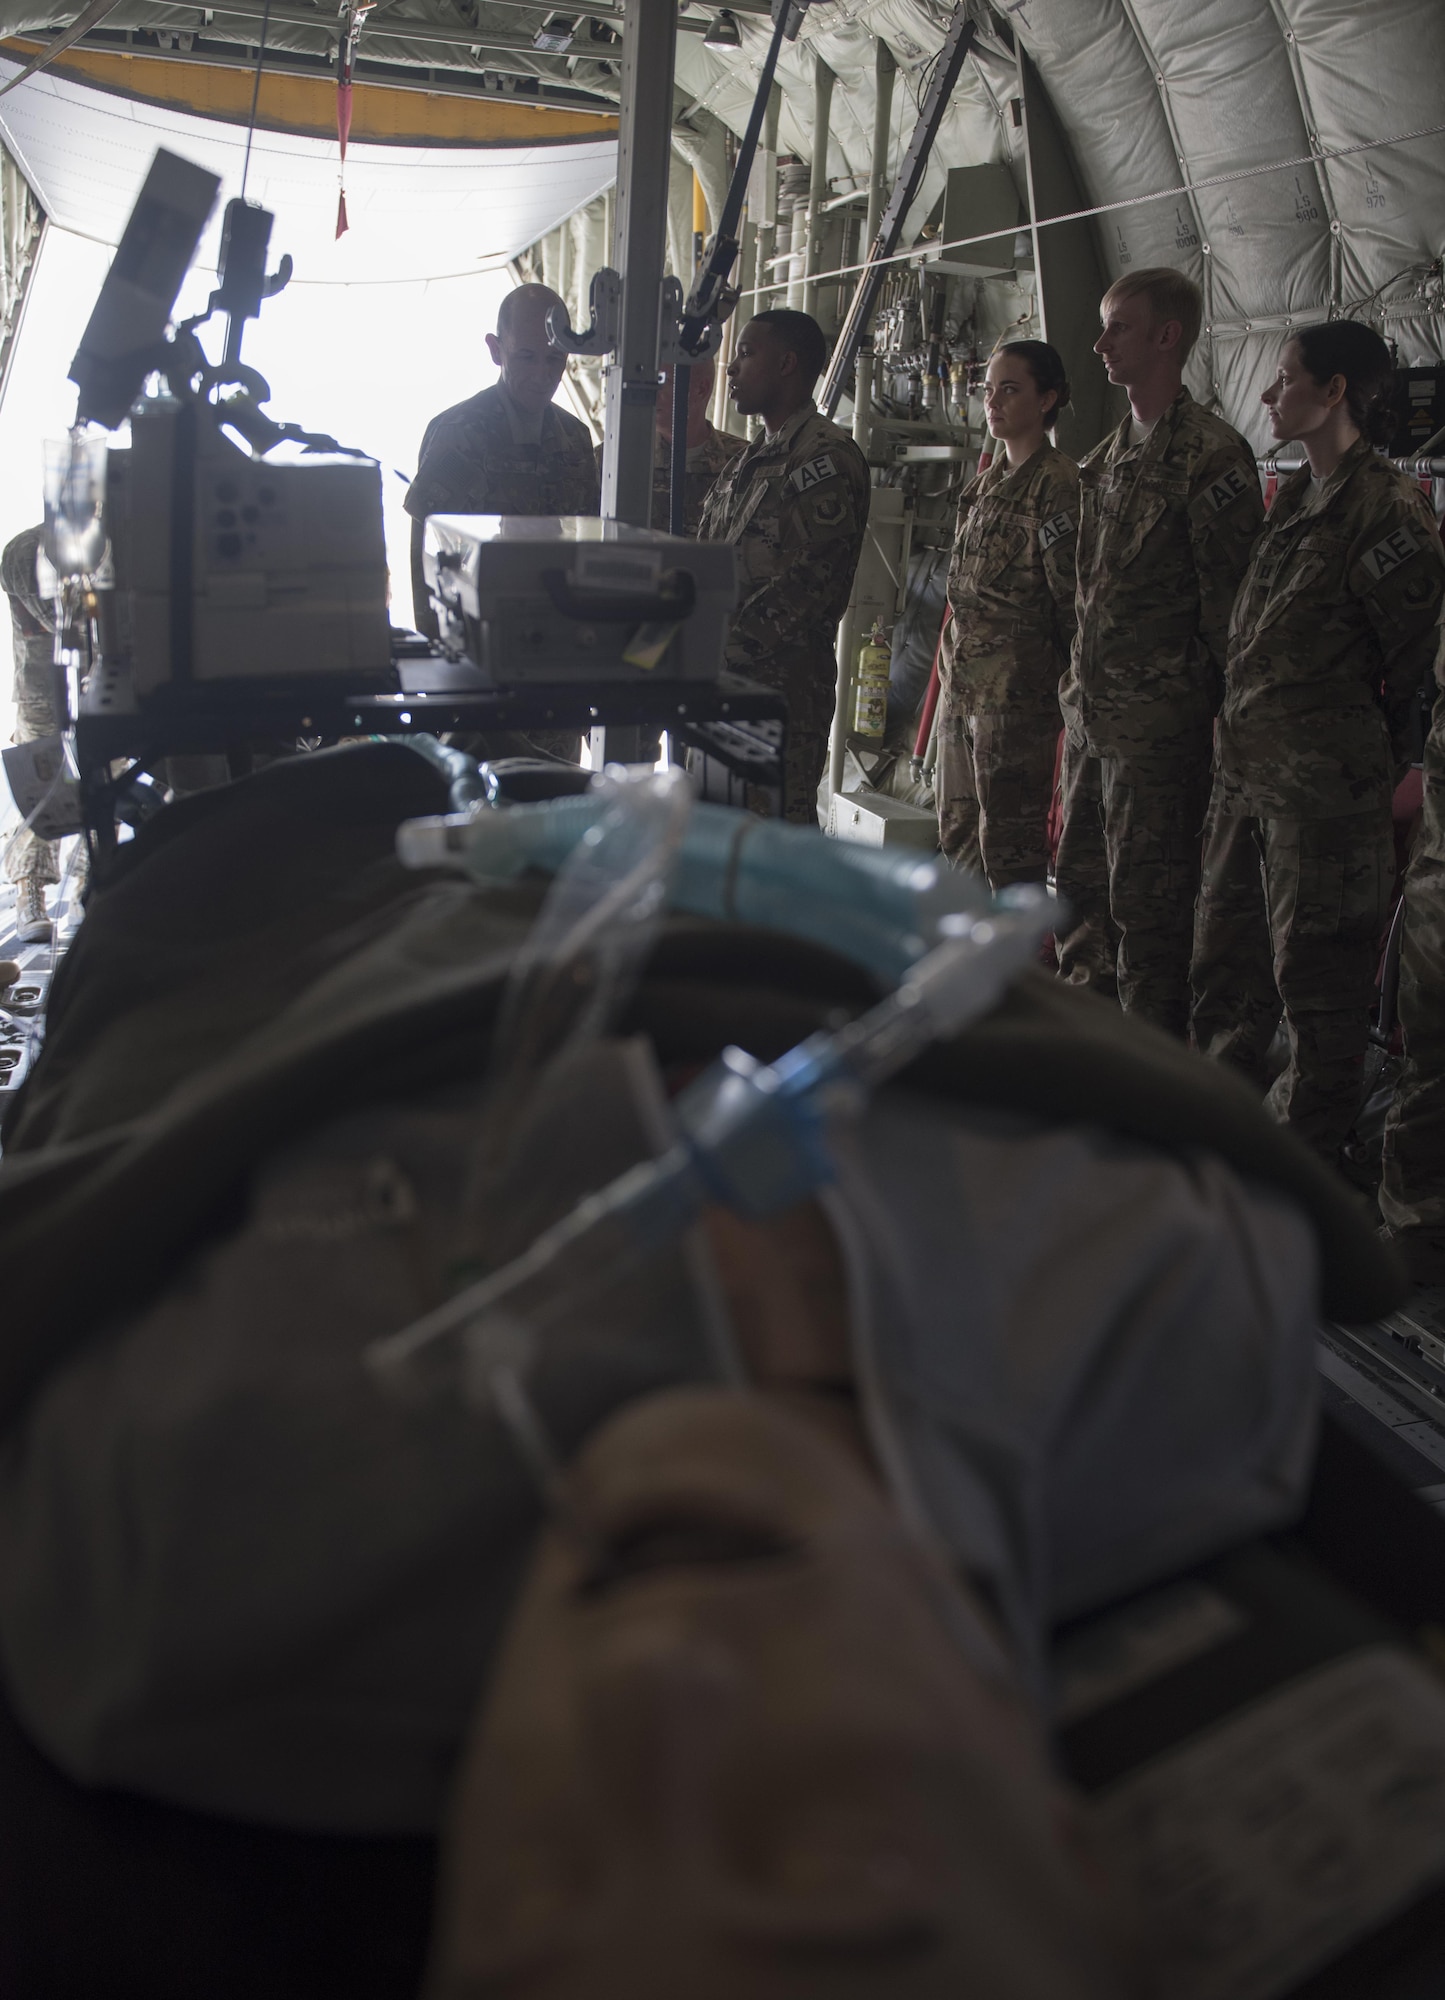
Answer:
xmin=1381 ymin=665 xmax=1445 ymax=1280
xmin=697 ymin=402 xmax=869 ymax=824
xmin=937 ymin=443 xmax=1078 ymax=885
xmin=1190 ymin=438 xmax=1445 ymax=1162
xmin=405 ymin=383 xmax=599 ymax=635
xmin=3 ymin=524 xmax=59 ymax=891
xmin=1055 ymin=389 xmax=1263 ymax=1033
xmin=594 ymin=423 xmax=747 ymax=537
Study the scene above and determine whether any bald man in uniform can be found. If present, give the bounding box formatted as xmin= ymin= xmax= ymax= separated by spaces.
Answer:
xmin=405 ymin=283 xmax=600 ymax=638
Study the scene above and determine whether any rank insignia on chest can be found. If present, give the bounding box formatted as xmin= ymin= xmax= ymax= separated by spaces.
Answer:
xmin=1038 ymin=512 xmax=1075 ymax=551
xmin=1360 ymin=525 xmax=1423 ymax=582
xmin=788 ymin=453 xmax=837 ymax=494
xmin=1203 ymin=465 xmax=1252 ymax=513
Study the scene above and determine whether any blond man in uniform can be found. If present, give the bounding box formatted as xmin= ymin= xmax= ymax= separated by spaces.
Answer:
xmin=698 ymin=310 xmax=869 ymax=824
xmin=1055 ymin=267 xmax=1264 ymax=1035
xmin=597 ymin=357 xmax=745 ymax=536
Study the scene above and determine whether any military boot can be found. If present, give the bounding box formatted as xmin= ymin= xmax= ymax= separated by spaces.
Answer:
xmin=14 ymin=877 xmax=52 ymax=944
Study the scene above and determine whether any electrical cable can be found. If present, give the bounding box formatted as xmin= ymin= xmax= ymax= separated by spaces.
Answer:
xmin=239 ymin=0 xmax=275 ymax=205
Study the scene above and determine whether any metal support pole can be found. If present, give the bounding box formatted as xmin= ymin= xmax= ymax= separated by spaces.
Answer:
xmin=802 ymin=55 xmax=835 ymax=319
xmin=600 ymin=0 xmax=676 ymax=529
xmin=750 ymin=82 xmax=781 ymax=320
xmin=826 ymin=338 xmax=875 ymax=812
xmin=863 ymin=39 xmax=894 ymax=257
xmin=1012 ymin=37 xmax=1045 ymax=341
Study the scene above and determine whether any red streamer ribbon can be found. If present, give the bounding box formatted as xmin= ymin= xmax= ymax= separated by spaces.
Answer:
xmin=335 ymin=69 xmax=353 ymax=238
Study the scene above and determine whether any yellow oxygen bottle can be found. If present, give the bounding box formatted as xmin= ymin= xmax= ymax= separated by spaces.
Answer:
xmin=852 ymin=622 xmax=891 ymax=737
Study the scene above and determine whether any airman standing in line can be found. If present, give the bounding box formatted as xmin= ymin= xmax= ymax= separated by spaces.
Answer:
xmin=405 ymin=283 xmax=599 ymax=638
xmin=3 ymin=525 xmax=59 ymax=944
xmin=938 ymin=340 xmax=1078 ymax=886
xmin=1055 ymin=266 xmax=1264 ymax=1034
xmin=1192 ymin=322 xmax=1445 ymax=1166
xmin=597 ymin=357 xmax=745 ymax=536
xmin=1381 ymin=656 xmax=1445 ymax=1282
xmin=698 ymin=310 xmax=870 ymax=825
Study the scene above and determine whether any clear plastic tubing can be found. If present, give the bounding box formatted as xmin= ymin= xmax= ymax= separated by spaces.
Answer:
xmin=397 ymin=797 xmax=999 ymax=984
xmin=367 ymin=890 xmax=1051 ymax=1392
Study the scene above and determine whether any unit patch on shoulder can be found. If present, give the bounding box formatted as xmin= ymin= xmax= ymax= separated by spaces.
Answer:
xmin=1360 ymin=524 xmax=1425 ymax=583
xmin=1038 ymin=512 xmax=1076 ymax=552
xmin=807 ymin=490 xmax=848 ymax=529
xmin=788 ymin=453 xmax=837 ymax=494
xmin=1202 ymin=465 xmax=1252 ymax=514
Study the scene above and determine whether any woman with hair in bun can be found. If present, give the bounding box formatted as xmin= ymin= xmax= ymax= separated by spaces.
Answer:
xmin=937 ymin=340 xmax=1078 ymax=886
xmin=1191 ymin=320 xmax=1445 ymax=1166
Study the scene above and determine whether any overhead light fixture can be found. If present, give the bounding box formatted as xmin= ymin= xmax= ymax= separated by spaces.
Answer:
xmin=703 ymin=9 xmax=742 ymax=50
xmin=533 ymin=12 xmax=577 ymax=51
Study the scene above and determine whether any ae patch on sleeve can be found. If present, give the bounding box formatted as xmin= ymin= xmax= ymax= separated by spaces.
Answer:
xmin=1202 ymin=464 xmax=1253 ymax=514
xmin=788 ymin=453 xmax=837 ymax=494
xmin=1360 ymin=524 xmax=1425 ymax=583
xmin=1038 ymin=512 xmax=1076 ymax=552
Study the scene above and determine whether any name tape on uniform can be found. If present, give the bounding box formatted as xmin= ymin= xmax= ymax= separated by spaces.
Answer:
xmin=1038 ymin=512 xmax=1076 ymax=552
xmin=1360 ymin=524 xmax=1425 ymax=582
xmin=1202 ymin=465 xmax=1252 ymax=514
xmin=788 ymin=454 xmax=837 ymax=494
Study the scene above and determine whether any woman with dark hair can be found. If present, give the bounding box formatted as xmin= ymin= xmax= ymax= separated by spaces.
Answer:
xmin=937 ymin=340 xmax=1078 ymax=886
xmin=1190 ymin=320 xmax=1445 ymax=1166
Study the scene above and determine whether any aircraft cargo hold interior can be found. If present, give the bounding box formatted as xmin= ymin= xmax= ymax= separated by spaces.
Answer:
xmin=0 ymin=0 xmax=1442 ymax=1993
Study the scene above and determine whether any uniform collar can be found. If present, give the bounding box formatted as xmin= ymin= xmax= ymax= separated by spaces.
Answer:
xmin=655 ymin=424 xmax=720 ymax=465
xmin=1110 ymin=385 xmax=1192 ymax=464
xmin=754 ymin=400 xmax=817 ymax=456
xmin=1274 ymin=432 xmax=1375 ymax=522
xmin=1312 ymin=432 xmax=1375 ymax=502
xmin=986 ymin=441 xmax=1051 ymax=486
xmin=494 ymin=380 xmax=547 ymax=446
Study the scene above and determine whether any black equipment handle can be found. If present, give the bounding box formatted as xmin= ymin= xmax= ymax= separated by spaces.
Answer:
xmin=540 ymin=566 xmax=697 ymax=624
xmin=678 ymin=0 xmax=802 ymax=354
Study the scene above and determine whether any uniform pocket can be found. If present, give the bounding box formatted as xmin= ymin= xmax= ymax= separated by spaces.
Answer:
xmin=1252 ymin=552 xmax=1333 ymax=635
xmin=1104 ymin=491 xmax=1169 ymax=570
xmin=1284 ymin=816 xmax=1392 ymax=944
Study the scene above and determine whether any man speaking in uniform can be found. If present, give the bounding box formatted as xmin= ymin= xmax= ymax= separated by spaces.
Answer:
xmin=405 ymin=283 xmax=600 ymax=637
xmin=698 ymin=310 xmax=869 ymax=825
xmin=1055 ymin=267 xmax=1264 ymax=1034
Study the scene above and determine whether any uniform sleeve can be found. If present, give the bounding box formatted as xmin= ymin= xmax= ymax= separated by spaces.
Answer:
xmin=1037 ymin=468 xmax=1080 ymax=661
xmin=403 ymin=416 xmax=448 ymax=522
xmin=1349 ymin=493 xmax=1445 ymax=767
xmin=734 ymin=445 xmax=870 ymax=662
xmin=1186 ymin=438 xmax=1265 ymax=677
xmin=574 ymin=435 xmax=602 ymax=516
xmin=944 ymin=477 xmax=982 ymax=616
xmin=696 ymin=469 xmax=729 ymax=543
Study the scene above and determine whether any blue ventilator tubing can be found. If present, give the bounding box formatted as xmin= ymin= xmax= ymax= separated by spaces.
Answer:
xmin=367 ymin=879 xmax=1057 ymax=1392
xmin=396 ymin=794 xmax=1002 ymax=985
